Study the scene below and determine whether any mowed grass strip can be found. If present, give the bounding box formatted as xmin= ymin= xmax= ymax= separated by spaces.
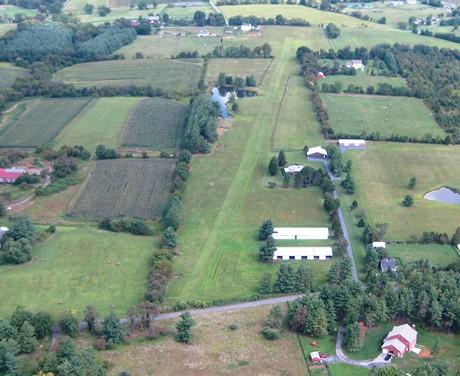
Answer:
xmin=0 ymin=62 xmax=29 ymax=89
xmin=0 ymin=98 xmax=91 ymax=147
xmin=54 ymin=59 xmax=203 ymax=95
xmin=68 ymin=158 xmax=175 ymax=220
xmin=322 ymin=94 xmax=445 ymax=138
xmin=206 ymin=58 xmax=272 ymax=84
xmin=0 ymin=226 xmax=153 ymax=318
xmin=56 ymin=97 xmax=141 ymax=151
xmin=121 ymin=97 xmax=188 ymax=150
xmin=386 ymin=243 xmax=459 ymax=267
xmin=347 ymin=143 xmax=460 ymax=239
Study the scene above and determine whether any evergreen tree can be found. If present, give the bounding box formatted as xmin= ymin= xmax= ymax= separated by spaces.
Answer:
xmin=403 ymin=195 xmax=414 ymax=207
xmin=176 ymin=312 xmax=195 ymax=343
xmin=408 ymin=176 xmax=417 ymax=189
xmin=32 ymin=311 xmax=52 ymax=339
xmin=274 ymin=264 xmax=296 ymax=293
xmin=103 ymin=313 xmax=125 ymax=346
xmin=8 ymin=216 xmax=36 ymax=242
xmin=18 ymin=321 xmax=38 ymax=354
xmin=343 ymin=320 xmax=362 ymax=352
xmin=268 ymin=156 xmax=278 ymax=176
xmin=325 ymin=299 xmax=337 ymax=334
xmin=259 ymin=272 xmax=273 ymax=294
xmin=294 ymin=264 xmax=313 ymax=292
xmin=84 ymin=306 xmax=99 ymax=335
xmin=259 ymin=236 xmax=276 ymax=262
xmin=0 ymin=341 xmax=20 ymax=376
xmin=283 ymin=173 xmax=290 ymax=188
xmin=160 ymin=227 xmax=177 ymax=249
xmin=451 ymin=227 xmax=460 ymax=246
xmin=340 ymin=173 xmax=355 ymax=194
xmin=258 ymin=219 xmax=274 ymax=240
xmin=277 ymin=150 xmax=287 ymax=167
xmin=59 ymin=312 xmax=79 ymax=338
xmin=10 ymin=307 xmax=33 ymax=330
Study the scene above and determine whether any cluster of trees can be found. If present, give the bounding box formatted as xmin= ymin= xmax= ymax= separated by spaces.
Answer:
xmin=331 ymin=132 xmax=450 ymax=145
xmin=217 ymin=73 xmax=257 ymax=88
xmin=261 ymin=306 xmax=283 ymax=340
xmin=0 ymin=216 xmax=36 ymax=265
xmin=8 ymin=0 xmax=66 ymax=13
xmin=321 ymin=81 xmax=413 ymax=97
xmin=95 ymin=145 xmax=119 ymax=160
xmin=193 ymin=11 xmax=226 ymax=26
xmin=325 ymin=23 xmax=340 ymax=39
xmin=420 ymin=227 xmax=460 ymax=245
xmin=210 ymin=43 xmax=272 ymax=58
xmin=98 ymin=217 xmax=153 ymax=235
xmin=259 ymin=264 xmax=313 ymax=294
xmin=433 ymin=32 xmax=460 ymax=44
xmin=228 ymin=14 xmax=310 ymax=27
xmin=182 ymin=95 xmax=219 ymax=154
xmin=326 ymin=144 xmax=343 ymax=177
xmin=147 ymin=248 xmax=174 ymax=302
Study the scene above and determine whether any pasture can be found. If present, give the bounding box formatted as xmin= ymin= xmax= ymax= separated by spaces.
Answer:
xmin=322 ymin=94 xmax=445 ymax=139
xmin=386 ymin=243 xmax=459 ymax=267
xmin=161 ymin=3 xmax=213 ymax=19
xmin=321 ymin=71 xmax=407 ymax=89
xmin=346 ymin=143 xmax=460 ymax=239
xmin=0 ymin=98 xmax=90 ymax=147
xmin=64 ymin=0 xmax=106 ymax=11
xmin=0 ymin=226 xmax=153 ymax=318
xmin=0 ymin=5 xmax=37 ymax=17
xmin=206 ymin=58 xmax=272 ymax=85
xmin=121 ymin=97 xmax=188 ymax=150
xmin=56 ymin=97 xmax=141 ymax=151
xmin=102 ymin=305 xmax=306 ymax=375
xmin=68 ymin=158 xmax=175 ymax=220
xmin=0 ymin=62 xmax=29 ymax=89
xmin=76 ymin=6 xmax=166 ymax=24
xmin=54 ymin=59 xmax=203 ymax=95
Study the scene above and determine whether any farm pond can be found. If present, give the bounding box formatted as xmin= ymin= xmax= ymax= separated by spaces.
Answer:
xmin=424 ymin=187 xmax=460 ymax=205
xmin=211 ymin=87 xmax=257 ymax=118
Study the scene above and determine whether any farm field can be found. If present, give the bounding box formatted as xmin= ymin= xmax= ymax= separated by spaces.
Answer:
xmin=386 ymin=243 xmax=459 ymax=267
xmin=161 ymin=4 xmax=213 ymax=19
xmin=54 ymin=59 xmax=203 ymax=95
xmin=0 ymin=62 xmax=29 ymax=89
xmin=0 ymin=23 xmax=15 ymax=36
xmin=321 ymin=71 xmax=407 ymax=89
xmin=68 ymin=158 xmax=175 ymax=220
xmin=121 ymin=97 xmax=188 ymax=150
xmin=64 ymin=0 xmax=107 ymax=11
xmin=0 ymin=5 xmax=37 ymax=17
xmin=322 ymin=94 xmax=445 ymax=139
xmin=102 ymin=305 xmax=306 ymax=376
xmin=0 ymin=98 xmax=91 ymax=147
xmin=76 ymin=6 xmax=166 ymax=24
xmin=206 ymin=58 xmax=272 ymax=85
xmin=273 ymin=74 xmax=325 ymax=151
xmin=56 ymin=97 xmax=141 ymax=151
xmin=0 ymin=226 xmax=154 ymax=318
xmin=346 ymin=143 xmax=460 ymax=239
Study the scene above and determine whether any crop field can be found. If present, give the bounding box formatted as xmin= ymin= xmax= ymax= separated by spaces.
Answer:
xmin=68 ymin=158 xmax=175 ymax=220
xmin=273 ymin=74 xmax=324 ymax=151
xmin=0 ymin=62 xmax=29 ymax=89
xmin=102 ymin=305 xmax=306 ymax=376
xmin=346 ymin=143 xmax=460 ymax=239
xmin=321 ymin=71 xmax=407 ymax=89
xmin=206 ymin=58 xmax=272 ymax=85
xmin=322 ymin=94 xmax=445 ymax=138
xmin=56 ymin=97 xmax=141 ymax=151
xmin=0 ymin=226 xmax=154 ymax=318
xmin=386 ymin=243 xmax=459 ymax=267
xmin=121 ymin=97 xmax=188 ymax=150
xmin=54 ymin=59 xmax=202 ymax=95
xmin=0 ymin=98 xmax=91 ymax=147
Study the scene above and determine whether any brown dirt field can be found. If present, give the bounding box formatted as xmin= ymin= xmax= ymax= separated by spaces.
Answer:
xmin=102 ymin=305 xmax=307 ymax=376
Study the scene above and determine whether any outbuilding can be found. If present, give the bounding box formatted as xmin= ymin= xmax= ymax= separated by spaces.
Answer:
xmin=240 ymin=23 xmax=252 ymax=32
xmin=346 ymin=59 xmax=365 ymax=71
xmin=284 ymin=165 xmax=304 ymax=174
xmin=307 ymin=146 xmax=328 ymax=159
xmin=380 ymin=257 xmax=397 ymax=273
xmin=273 ymin=247 xmax=333 ymax=261
xmin=272 ymin=227 xmax=329 ymax=240
xmin=0 ymin=226 xmax=9 ymax=243
xmin=382 ymin=324 xmax=417 ymax=358
xmin=0 ymin=168 xmax=24 ymax=183
xmin=338 ymin=139 xmax=367 ymax=149
xmin=372 ymin=241 xmax=386 ymax=249
xmin=310 ymin=351 xmax=321 ymax=363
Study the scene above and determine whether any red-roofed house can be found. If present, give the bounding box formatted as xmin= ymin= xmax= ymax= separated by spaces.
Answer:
xmin=381 ymin=324 xmax=417 ymax=358
xmin=0 ymin=168 xmax=24 ymax=183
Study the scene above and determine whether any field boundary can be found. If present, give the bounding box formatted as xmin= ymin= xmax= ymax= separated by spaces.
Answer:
xmin=270 ymin=72 xmax=293 ymax=152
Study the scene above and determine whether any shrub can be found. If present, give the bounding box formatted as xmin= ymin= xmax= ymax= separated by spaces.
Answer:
xmin=262 ymin=327 xmax=281 ymax=340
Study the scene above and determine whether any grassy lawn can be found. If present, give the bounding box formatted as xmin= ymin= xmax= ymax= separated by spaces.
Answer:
xmin=0 ymin=226 xmax=154 ymax=318
xmin=346 ymin=143 xmax=460 ymax=240
xmin=386 ymin=243 xmax=459 ymax=267
xmin=299 ymin=334 xmax=337 ymax=357
xmin=321 ymin=71 xmax=407 ymax=89
xmin=206 ymin=58 xmax=272 ymax=85
xmin=322 ymin=94 xmax=445 ymax=139
xmin=328 ymin=363 xmax=369 ymax=375
xmin=344 ymin=323 xmax=392 ymax=360
xmin=273 ymin=74 xmax=325 ymax=151
xmin=54 ymin=59 xmax=202 ymax=95
xmin=56 ymin=97 xmax=141 ymax=151
xmin=64 ymin=0 xmax=107 ymax=11
xmin=102 ymin=304 xmax=306 ymax=375
xmin=76 ymin=6 xmax=166 ymax=24
xmin=0 ymin=62 xmax=29 ymax=89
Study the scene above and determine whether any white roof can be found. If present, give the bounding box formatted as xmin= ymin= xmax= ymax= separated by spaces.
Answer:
xmin=310 ymin=351 xmax=320 ymax=359
xmin=307 ymin=146 xmax=327 ymax=156
xmin=339 ymin=139 xmax=366 ymax=145
xmin=273 ymin=247 xmax=333 ymax=257
xmin=284 ymin=165 xmax=304 ymax=173
xmin=273 ymin=227 xmax=329 ymax=237
xmin=373 ymin=242 xmax=386 ymax=248
xmin=386 ymin=324 xmax=417 ymax=343
xmin=0 ymin=226 xmax=9 ymax=232
xmin=382 ymin=338 xmax=406 ymax=353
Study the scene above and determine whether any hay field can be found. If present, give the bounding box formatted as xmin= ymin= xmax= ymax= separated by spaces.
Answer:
xmin=68 ymin=158 xmax=175 ymax=220
xmin=386 ymin=243 xmax=459 ymax=267
xmin=121 ymin=97 xmax=188 ymax=150
xmin=206 ymin=58 xmax=272 ymax=85
xmin=0 ymin=62 xmax=29 ymax=89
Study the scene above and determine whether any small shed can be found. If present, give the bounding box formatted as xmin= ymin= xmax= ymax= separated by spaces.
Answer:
xmin=346 ymin=59 xmax=365 ymax=71
xmin=380 ymin=257 xmax=398 ymax=273
xmin=273 ymin=247 xmax=333 ymax=261
xmin=372 ymin=241 xmax=386 ymax=249
xmin=272 ymin=227 xmax=329 ymax=240
xmin=284 ymin=165 xmax=304 ymax=174
xmin=240 ymin=23 xmax=252 ymax=32
xmin=310 ymin=351 xmax=321 ymax=363
xmin=307 ymin=146 xmax=328 ymax=159
xmin=339 ymin=139 xmax=367 ymax=148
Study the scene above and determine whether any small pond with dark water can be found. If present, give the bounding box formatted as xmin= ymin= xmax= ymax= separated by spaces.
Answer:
xmin=424 ymin=187 xmax=460 ymax=205
xmin=210 ymin=87 xmax=257 ymax=118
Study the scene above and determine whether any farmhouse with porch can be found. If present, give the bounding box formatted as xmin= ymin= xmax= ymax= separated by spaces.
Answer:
xmin=307 ymin=146 xmax=328 ymax=159
xmin=381 ymin=324 xmax=417 ymax=358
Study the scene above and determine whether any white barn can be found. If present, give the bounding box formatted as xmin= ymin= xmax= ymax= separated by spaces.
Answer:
xmin=272 ymin=227 xmax=329 ymax=240
xmin=373 ymin=241 xmax=386 ymax=249
xmin=346 ymin=59 xmax=365 ymax=71
xmin=307 ymin=146 xmax=328 ymax=159
xmin=273 ymin=247 xmax=333 ymax=261
xmin=284 ymin=165 xmax=304 ymax=174
xmin=338 ymin=139 xmax=367 ymax=148
xmin=240 ymin=23 xmax=252 ymax=32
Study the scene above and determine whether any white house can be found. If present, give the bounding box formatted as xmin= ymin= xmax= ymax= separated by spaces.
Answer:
xmin=284 ymin=165 xmax=304 ymax=174
xmin=307 ymin=146 xmax=328 ymax=159
xmin=240 ymin=23 xmax=252 ymax=32
xmin=338 ymin=139 xmax=367 ymax=148
xmin=273 ymin=247 xmax=333 ymax=261
xmin=272 ymin=227 xmax=329 ymax=240
xmin=372 ymin=241 xmax=386 ymax=249
xmin=346 ymin=59 xmax=365 ymax=71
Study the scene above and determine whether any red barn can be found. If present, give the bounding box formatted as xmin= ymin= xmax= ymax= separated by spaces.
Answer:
xmin=381 ymin=324 xmax=417 ymax=358
xmin=0 ymin=168 xmax=24 ymax=183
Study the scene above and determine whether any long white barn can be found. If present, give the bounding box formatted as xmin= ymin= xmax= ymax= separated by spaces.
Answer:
xmin=272 ymin=227 xmax=329 ymax=240
xmin=273 ymin=247 xmax=333 ymax=261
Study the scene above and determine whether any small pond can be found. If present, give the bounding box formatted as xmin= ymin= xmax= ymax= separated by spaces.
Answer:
xmin=424 ymin=187 xmax=460 ymax=205
xmin=211 ymin=87 xmax=257 ymax=118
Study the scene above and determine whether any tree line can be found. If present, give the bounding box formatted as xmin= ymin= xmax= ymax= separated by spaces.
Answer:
xmin=228 ymin=14 xmax=310 ymax=26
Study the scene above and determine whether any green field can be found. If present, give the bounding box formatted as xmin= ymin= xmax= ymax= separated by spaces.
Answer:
xmin=0 ymin=62 xmax=29 ymax=89
xmin=56 ymin=97 xmax=141 ymax=151
xmin=0 ymin=5 xmax=37 ymax=17
xmin=206 ymin=58 xmax=272 ymax=85
xmin=273 ymin=74 xmax=324 ymax=151
xmin=161 ymin=4 xmax=213 ymax=19
xmin=69 ymin=158 xmax=175 ymax=220
xmin=321 ymin=71 xmax=407 ymax=89
xmin=328 ymin=364 xmax=368 ymax=376
xmin=64 ymin=0 xmax=107 ymax=11
xmin=386 ymin=243 xmax=459 ymax=267
xmin=121 ymin=97 xmax=188 ymax=150
xmin=0 ymin=98 xmax=91 ymax=147
xmin=322 ymin=94 xmax=445 ymax=138
xmin=347 ymin=143 xmax=460 ymax=240
xmin=76 ymin=6 xmax=166 ymax=24
xmin=0 ymin=226 xmax=153 ymax=318
xmin=54 ymin=59 xmax=203 ymax=95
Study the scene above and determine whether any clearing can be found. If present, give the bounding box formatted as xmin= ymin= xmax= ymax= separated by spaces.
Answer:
xmin=0 ymin=226 xmax=153 ymax=318
xmin=121 ymin=97 xmax=188 ymax=150
xmin=0 ymin=62 xmax=29 ymax=89
xmin=386 ymin=243 xmax=459 ymax=267
xmin=56 ymin=97 xmax=142 ymax=151
xmin=206 ymin=58 xmax=272 ymax=85
xmin=54 ymin=59 xmax=203 ymax=95
xmin=322 ymin=94 xmax=445 ymax=139
xmin=68 ymin=158 xmax=175 ymax=220
xmin=0 ymin=98 xmax=91 ymax=148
